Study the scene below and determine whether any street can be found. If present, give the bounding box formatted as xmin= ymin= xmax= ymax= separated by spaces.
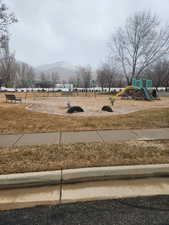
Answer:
xmin=0 ymin=195 xmax=169 ymax=225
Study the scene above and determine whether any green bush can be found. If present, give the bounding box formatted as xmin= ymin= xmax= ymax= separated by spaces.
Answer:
xmin=109 ymin=97 xmax=116 ymax=106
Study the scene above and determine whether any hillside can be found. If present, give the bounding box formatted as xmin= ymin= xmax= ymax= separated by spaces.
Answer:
xmin=36 ymin=61 xmax=77 ymax=80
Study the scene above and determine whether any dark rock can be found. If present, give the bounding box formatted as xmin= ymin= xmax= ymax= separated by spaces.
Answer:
xmin=67 ymin=106 xmax=84 ymax=113
xmin=101 ymin=106 xmax=113 ymax=112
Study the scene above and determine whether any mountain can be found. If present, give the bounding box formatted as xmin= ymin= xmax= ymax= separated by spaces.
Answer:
xmin=36 ymin=61 xmax=77 ymax=81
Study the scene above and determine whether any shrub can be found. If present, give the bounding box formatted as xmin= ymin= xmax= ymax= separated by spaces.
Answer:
xmin=109 ymin=97 xmax=116 ymax=106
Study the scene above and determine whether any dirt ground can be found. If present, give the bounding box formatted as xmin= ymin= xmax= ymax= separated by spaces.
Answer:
xmin=1 ymin=92 xmax=169 ymax=117
xmin=24 ymin=95 xmax=169 ymax=116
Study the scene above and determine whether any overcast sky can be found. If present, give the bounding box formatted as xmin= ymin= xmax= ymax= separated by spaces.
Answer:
xmin=4 ymin=0 xmax=169 ymax=68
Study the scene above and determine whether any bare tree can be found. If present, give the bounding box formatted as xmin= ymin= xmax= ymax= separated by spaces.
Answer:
xmin=69 ymin=74 xmax=81 ymax=88
xmin=0 ymin=1 xmax=17 ymax=87
xmin=0 ymin=2 xmax=17 ymax=35
xmin=50 ymin=72 xmax=59 ymax=87
xmin=38 ymin=72 xmax=50 ymax=88
xmin=96 ymin=68 xmax=107 ymax=91
xmin=97 ymin=63 xmax=118 ymax=91
xmin=40 ymin=72 xmax=46 ymax=82
xmin=14 ymin=62 xmax=35 ymax=87
xmin=0 ymin=52 xmax=16 ymax=87
xmin=76 ymin=66 xmax=92 ymax=89
xmin=146 ymin=59 xmax=169 ymax=88
xmin=103 ymin=64 xmax=115 ymax=92
xmin=110 ymin=11 xmax=169 ymax=85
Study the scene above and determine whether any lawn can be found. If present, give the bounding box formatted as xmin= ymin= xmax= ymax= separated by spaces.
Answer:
xmin=0 ymin=93 xmax=169 ymax=134
xmin=0 ymin=103 xmax=169 ymax=134
xmin=0 ymin=141 xmax=169 ymax=174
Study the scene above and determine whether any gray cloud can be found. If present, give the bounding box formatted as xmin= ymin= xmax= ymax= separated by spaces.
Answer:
xmin=4 ymin=0 xmax=169 ymax=68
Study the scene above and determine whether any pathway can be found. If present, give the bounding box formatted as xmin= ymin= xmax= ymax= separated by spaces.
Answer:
xmin=0 ymin=128 xmax=169 ymax=147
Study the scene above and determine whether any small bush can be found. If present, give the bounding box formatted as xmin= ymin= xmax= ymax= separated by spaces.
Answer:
xmin=67 ymin=106 xmax=84 ymax=113
xmin=67 ymin=102 xmax=71 ymax=108
xmin=109 ymin=97 xmax=116 ymax=106
xmin=102 ymin=106 xmax=113 ymax=112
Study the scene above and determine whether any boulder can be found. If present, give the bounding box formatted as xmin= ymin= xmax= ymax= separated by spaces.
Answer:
xmin=67 ymin=106 xmax=84 ymax=113
xmin=102 ymin=106 xmax=113 ymax=112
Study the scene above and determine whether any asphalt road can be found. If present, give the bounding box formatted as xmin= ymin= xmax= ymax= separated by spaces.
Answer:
xmin=0 ymin=195 xmax=169 ymax=225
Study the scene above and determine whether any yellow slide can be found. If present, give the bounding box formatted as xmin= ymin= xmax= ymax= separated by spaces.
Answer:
xmin=116 ymin=86 xmax=134 ymax=97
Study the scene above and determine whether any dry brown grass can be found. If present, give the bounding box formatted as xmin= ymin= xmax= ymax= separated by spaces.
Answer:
xmin=0 ymin=93 xmax=169 ymax=134
xmin=0 ymin=141 xmax=169 ymax=174
xmin=0 ymin=102 xmax=169 ymax=134
xmin=0 ymin=91 xmax=109 ymax=101
xmin=0 ymin=91 xmax=62 ymax=100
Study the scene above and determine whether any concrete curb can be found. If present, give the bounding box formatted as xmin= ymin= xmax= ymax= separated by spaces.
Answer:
xmin=62 ymin=164 xmax=169 ymax=184
xmin=0 ymin=171 xmax=61 ymax=189
xmin=0 ymin=164 xmax=169 ymax=189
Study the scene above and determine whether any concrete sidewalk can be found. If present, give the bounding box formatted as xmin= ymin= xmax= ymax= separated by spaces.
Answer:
xmin=0 ymin=128 xmax=169 ymax=147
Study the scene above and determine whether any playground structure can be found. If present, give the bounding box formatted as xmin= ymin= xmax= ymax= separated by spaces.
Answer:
xmin=118 ymin=79 xmax=155 ymax=101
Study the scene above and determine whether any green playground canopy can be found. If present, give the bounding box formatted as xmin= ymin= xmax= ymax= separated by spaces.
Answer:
xmin=132 ymin=79 xmax=153 ymax=88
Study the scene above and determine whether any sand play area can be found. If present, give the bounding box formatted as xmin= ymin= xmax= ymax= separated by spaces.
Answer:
xmin=26 ymin=96 xmax=169 ymax=116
